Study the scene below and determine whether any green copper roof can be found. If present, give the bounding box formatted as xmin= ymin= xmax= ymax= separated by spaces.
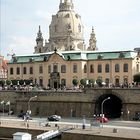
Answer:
xmin=87 ymin=51 xmax=134 ymax=60
xmin=8 ymin=50 xmax=136 ymax=64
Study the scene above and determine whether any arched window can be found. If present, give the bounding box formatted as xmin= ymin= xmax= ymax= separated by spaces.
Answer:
xmin=90 ymin=65 xmax=94 ymax=73
xmin=61 ymin=65 xmax=66 ymax=73
xmin=105 ymin=64 xmax=110 ymax=73
xmin=115 ymin=64 xmax=120 ymax=72
xmin=98 ymin=64 xmax=102 ymax=73
xmin=123 ymin=63 xmax=128 ymax=72
xmin=84 ymin=64 xmax=87 ymax=73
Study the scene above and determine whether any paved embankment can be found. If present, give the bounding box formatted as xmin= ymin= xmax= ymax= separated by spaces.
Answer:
xmin=0 ymin=118 xmax=140 ymax=140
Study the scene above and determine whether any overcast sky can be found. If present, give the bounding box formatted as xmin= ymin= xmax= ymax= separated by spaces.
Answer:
xmin=1 ymin=0 xmax=140 ymax=59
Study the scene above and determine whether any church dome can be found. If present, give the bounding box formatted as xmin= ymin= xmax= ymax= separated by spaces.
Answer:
xmin=49 ymin=0 xmax=84 ymax=51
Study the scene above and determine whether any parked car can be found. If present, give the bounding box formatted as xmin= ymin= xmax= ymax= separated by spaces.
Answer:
xmin=48 ymin=115 xmax=61 ymax=121
xmin=17 ymin=113 xmax=26 ymax=119
xmin=17 ymin=113 xmax=32 ymax=120
xmin=133 ymin=112 xmax=140 ymax=121
xmin=97 ymin=116 xmax=109 ymax=123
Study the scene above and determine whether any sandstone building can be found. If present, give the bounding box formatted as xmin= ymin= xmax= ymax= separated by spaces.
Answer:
xmin=7 ymin=0 xmax=140 ymax=89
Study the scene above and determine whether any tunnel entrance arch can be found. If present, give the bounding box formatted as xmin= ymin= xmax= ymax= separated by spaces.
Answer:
xmin=95 ymin=94 xmax=122 ymax=118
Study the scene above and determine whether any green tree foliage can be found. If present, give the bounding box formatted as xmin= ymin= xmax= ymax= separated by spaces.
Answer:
xmin=72 ymin=79 xmax=79 ymax=86
xmin=0 ymin=80 xmax=5 ymax=86
xmin=96 ymin=78 xmax=103 ymax=87
xmin=6 ymin=80 xmax=11 ymax=85
xmin=89 ymin=79 xmax=95 ymax=85
xmin=11 ymin=80 xmax=18 ymax=85
xmin=80 ymin=79 xmax=87 ymax=86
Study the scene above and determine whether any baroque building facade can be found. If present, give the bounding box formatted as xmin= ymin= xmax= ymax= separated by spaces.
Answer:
xmin=0 ymin=55 xmax=8 ymax=80
xmin=8 ymin=0 xmax=140 ymax=89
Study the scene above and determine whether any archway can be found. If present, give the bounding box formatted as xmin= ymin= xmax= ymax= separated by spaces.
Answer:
xmin=95 ymin=94 xmax=122 ymax=118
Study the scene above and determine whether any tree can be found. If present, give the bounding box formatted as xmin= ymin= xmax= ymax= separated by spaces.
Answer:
xmin=133 ymin=73 xmax=140 ymax=84
xmin=6 ymin=80 xmax=11 ymax=85
xmin=96 ymin=78 xmax=103 ymax=87
xmin=72 ymin=79 xmax=79 ymax=86
xmin=11 ymin=80 xmax=18 ymax=85
xmin=80 ymin=79 xmax=87 ymax=86
xmin=19 ymin=80 xmax=24 ymax=85
xmin=0 ymin=80 xmax=5 ymax=86
xmin=89 ymin=79 xmax=95 ymax=86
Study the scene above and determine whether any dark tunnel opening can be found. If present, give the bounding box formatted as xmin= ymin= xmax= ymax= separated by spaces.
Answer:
xmin=95 ymin=94 xmax=122 ymax=118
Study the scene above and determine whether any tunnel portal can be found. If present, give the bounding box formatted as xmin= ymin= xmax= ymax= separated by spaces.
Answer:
xmin=95 ymin=94 xmax=122 ymax=118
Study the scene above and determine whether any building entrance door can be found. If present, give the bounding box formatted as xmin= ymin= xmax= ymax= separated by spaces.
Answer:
xmin=54 ymin=82 xmax=58 ymax=89
xmin=50 ymin=72 xmax=60 ymax=89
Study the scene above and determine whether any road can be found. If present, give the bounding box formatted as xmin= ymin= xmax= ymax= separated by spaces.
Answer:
xmin=0 ymin=115 xmax=140 ymax=130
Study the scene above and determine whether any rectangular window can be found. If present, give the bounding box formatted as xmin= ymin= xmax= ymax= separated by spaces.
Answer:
xmin=23 ymin=67 xmax=26 ymax=74
xmin=48 ymin=65 xmax=51 ymax=73
xmin=61 ymin=65 xmax=66 ymax=73
xmin=10 ymin=68 xmax=13 ymax=75
xmin=84 ymin=64 xmax=87 ymax=73
xmin=39 ymin=78 xmax=43 ymax=86
xmin=90 ymin=65 xmax=94 ymax=73
xmin=16 ymin=67 xmax=20 ymax=75
xmin=105 ymin=64 xmax=110 ymax=73
xmin=98 ymin=64 xmax=102 ymax=73
xmin=73 ymin=64 xmax=77 ymax=73
xmin=39 ymin=65 xmax=43 ymax=74
xmin=30 ymin=67 xmax=33 ymax=74
xmin=115 ymin=64 xmax=120 ymax=72
xmin=53 ymin=64 xmax=58 ymax=72
xmin=123 ymin=64 xmax=128 ymax=72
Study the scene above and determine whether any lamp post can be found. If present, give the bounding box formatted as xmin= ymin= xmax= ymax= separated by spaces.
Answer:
xmin=27 ymin=95 xmax=37 ymax=115
xmin=0 ymin=101 xmax=5 ymax=116
xmin=26 ymin=95 xmax=37 ymax=131
xmin=6 ymin=101 xmax=10 ymax=116
xmin=101 ymin=97 xmax=110 ymax=128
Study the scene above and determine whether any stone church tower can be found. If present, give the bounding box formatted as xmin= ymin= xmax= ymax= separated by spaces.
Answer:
xmin=34 ymin=0 xmax=97 ymax=53
xmin=87 ymin=27 xmax=97 ymax=51
xmin=34 ymin=26 xmax=44 ymax=53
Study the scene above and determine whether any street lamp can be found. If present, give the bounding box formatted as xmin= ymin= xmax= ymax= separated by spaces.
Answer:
xmin=27 ymin=95 xmax=37 ymax=115
xmin=101 ymin=97 xmax=110 ymax=127
xmin=0 ymin=101 xmax=5 ymax=116
xmin=27 ymin=95 xmax=37 ymax=131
